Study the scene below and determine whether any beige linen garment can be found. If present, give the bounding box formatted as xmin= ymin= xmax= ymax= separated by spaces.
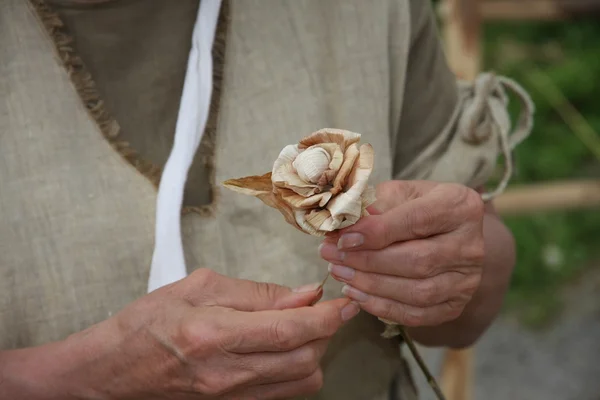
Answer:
xmin=0 ymin=0 xmax=532 ymax=399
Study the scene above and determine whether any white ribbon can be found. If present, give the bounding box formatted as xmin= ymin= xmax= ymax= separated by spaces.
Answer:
xmin=147 ymin=0 xmax=223 ymax=293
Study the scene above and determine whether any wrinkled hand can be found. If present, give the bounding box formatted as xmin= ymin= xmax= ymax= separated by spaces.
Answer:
xmin=70 ymin=269 xmax=358 ymax=400
xmin=319 ymin=180 xmax=485 ymax=327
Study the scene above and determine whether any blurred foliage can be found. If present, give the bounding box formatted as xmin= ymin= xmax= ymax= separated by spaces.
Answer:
xmin=430 ymin=0 xmax=600 ymax=327
xmin=483 ymin=20 xmax=600 ymax=327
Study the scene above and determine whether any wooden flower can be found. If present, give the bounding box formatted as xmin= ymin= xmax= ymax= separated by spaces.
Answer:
xmin=223 ymin=128 xmax=376 ymax=236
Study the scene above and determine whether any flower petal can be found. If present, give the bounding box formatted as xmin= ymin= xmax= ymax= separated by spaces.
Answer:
xmin=273 ymin=162 xmax=321 ymax=196
xmin=346 ymin=144 xmax=375 ymax=192
xmin=330 ymin=144 xmax=360 ymax=195
xmin=271 ymin=194 xmax=304 ymax=231
xmin=326 ymin=192 xmax=362 ymax=227
xmin=325 ymin=144 xmax=375 ymax=229
xmin=293 ymin=147 xmax=331 ymax=183
xmin=299 ymin=128 xmax=361 ymax=151
xmin=272 ymin=144 xmax=300 ymax=177
xmin=361 ymin=185 xmax=377 ymax=217
xmin=295 ymin=210 xmax=327 ymax=237
xmin=272 ymin=144 xmax=319 ymax=193
xmin=280 ymin=189 xmax=333 ymax=209
xmin=310 ymin=143 xmax=344 ymax=172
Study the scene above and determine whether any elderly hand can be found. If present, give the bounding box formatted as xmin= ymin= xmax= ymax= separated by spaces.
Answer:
xmin=319 ymin=180 xmax=485 ymax=327
xmin=1 ymin=269 xmax=359 ymax=400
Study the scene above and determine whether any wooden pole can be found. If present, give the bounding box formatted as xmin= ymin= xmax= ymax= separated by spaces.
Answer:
xmin=440 ymin=347 xmax=475 ymax=400
xmin=439 ymin=1 xmax=482 ymax=399
xmin=442 ymin=0 xmax=482 ymax=81
xmin=438 ymin=0 xmax=600 ymax=21
xmin=494 ymin=180 xmax=600 ymax=215
xmin=437 ymin=1 xmax=600 ymax=399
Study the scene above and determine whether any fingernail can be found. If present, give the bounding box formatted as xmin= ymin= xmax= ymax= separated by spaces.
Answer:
xmin=317 ymin=243 xmax=324 ymax=255
xmin=338 ymin=233 xmax=364 ymax=250
xmin=341 ymin=285 xmax=369 ymax=302
xmin=341 ymin=301 xmax=360 ymax=321
xmin=292 ymin=282 xmax=322 ymax=293
xmin=319 ymin=242 xmax=345 ymax=262
xmin=328 ymin=264 xmax=355 ymax=281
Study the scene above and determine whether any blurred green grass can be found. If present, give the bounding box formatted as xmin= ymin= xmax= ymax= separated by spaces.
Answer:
xmin=482 ymin=20 xmax=600 ymax=327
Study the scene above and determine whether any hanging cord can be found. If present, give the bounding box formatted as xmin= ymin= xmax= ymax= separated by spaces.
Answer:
xmin=148 ymin=0 xmax=223 ymax=293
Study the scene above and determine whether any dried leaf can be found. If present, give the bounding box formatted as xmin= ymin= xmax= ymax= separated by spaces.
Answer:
xmin=222 ymin=172 xmax=273 ymax=195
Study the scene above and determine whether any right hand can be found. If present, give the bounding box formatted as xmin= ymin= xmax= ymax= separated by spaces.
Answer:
xmin=65 ymin=269 xmax=359 ymax=399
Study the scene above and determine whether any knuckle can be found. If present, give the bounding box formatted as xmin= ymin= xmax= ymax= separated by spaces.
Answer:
xmin=319 ymin=312 xmax=337 ymax=338
xmin=360 ymin=272 xmax=381 ymax=294
xmin=361 ymin=250 xmax=375 ymax=271
xmin=413 ymin=279 xmax=438 ymax=306
xmin=373 ymin=218 xmax=392 ymax=248
xmin=461 ymin=273 xmax=482 ymax=297
xmin=190 ymin=268 xmax=218 ymax=289
xmin=464 ymin=187 xmax=485 ymax=220
xmin=444 ymin=301 xmax=465 ymax=321
xmin=377 ymin=299 xmax=396 ymax=322
xmin=406 ymin=207 xmax=433 ymax=238
xmin=269 ymin=319 xmax=298 ymax=350
xmin=412 ymin=243 xmax=437 ymax=278
xmin=296 ymin=346 xmax=320 ymax=374
xmin=180 ymin=318 xmax=219 ymax=356
xmin=216 ymin=327 xmax=244 ymax=352
xmin=303 ymin=369 xmax=324 ymax=396
xmin=402 ymin=308 xmax=425 ymax=327
xmin=462 ymin=239 xmax=486 ymax=264
xmin=376 ymin=181 xmax=406 ymax=209
xmin=196 ymin=372 xmax=230 ymax=397
xmin=253 ymin=282 xmax=281 ymax=304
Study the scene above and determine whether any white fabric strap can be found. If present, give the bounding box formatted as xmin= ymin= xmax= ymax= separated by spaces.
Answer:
xmin=147 ymin=0 xmax=223 ymax=293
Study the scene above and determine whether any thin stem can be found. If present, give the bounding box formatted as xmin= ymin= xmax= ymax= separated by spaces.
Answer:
xmin=399 ymin=326 xmax=447 ymax=400
xmin=318 ymin=272 xmax=330 ymax=289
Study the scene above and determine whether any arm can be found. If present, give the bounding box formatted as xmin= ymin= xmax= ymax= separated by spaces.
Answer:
xmin=0 ymin=323 xmax=114 ymax=400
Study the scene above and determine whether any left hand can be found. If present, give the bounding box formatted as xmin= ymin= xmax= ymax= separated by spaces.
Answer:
xmin=319 ymin=180 xmax=486 ymax=327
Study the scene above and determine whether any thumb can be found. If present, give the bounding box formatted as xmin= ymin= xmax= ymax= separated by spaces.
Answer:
xmin=185 ymin=270 xmax=324 ymax=311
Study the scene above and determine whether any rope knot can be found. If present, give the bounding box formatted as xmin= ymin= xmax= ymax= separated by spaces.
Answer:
xmin=457 ymin=72 xmax=535 ymax=201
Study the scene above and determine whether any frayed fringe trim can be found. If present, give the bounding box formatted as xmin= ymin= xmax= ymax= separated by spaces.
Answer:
xmin=27 ymin=0 xmax=231 ymax=217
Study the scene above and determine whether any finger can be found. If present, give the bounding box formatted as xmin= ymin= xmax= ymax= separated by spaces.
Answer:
xmin=336 ymin=186 xmax=472 ymax=251
xmin=341 ymin=285 xmax=465 ymax=327
xmin=239 ymin=339 xmax=329 ymax=386
xmin=219 ymin=298 xmax=357 ymax=353
xmin=324 ymin=203 xmax=384 ymax=242
xmin=320 ymin=238 xmax=450 ymax=279
xmin=329 ymin=266 xmax=476 ymax=308
xmin=181 ymin=268 xmax=323 ymax=311
xmin=230 ymin=368 xmax=324 ymax=400
xmin=370 ymin=180 xmax=437 ymax=212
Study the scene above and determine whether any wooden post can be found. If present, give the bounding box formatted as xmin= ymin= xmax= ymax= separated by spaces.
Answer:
xmin=441 ymin=0 xmax=482 ymax=80
xmin=436 ymin=1 xmax=600 ymax=400
xmin=438 ymin=0 xmax=484 ymax=399
xmin=440 ymin=347 xmax=475 ymax=400
xmin=438 ymin=1 xmax=600 ymax=21
xmin=494 ymin=180 xmax=600 ymax=215
xmin=479 ymin=0 xmax=600 ymax=20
